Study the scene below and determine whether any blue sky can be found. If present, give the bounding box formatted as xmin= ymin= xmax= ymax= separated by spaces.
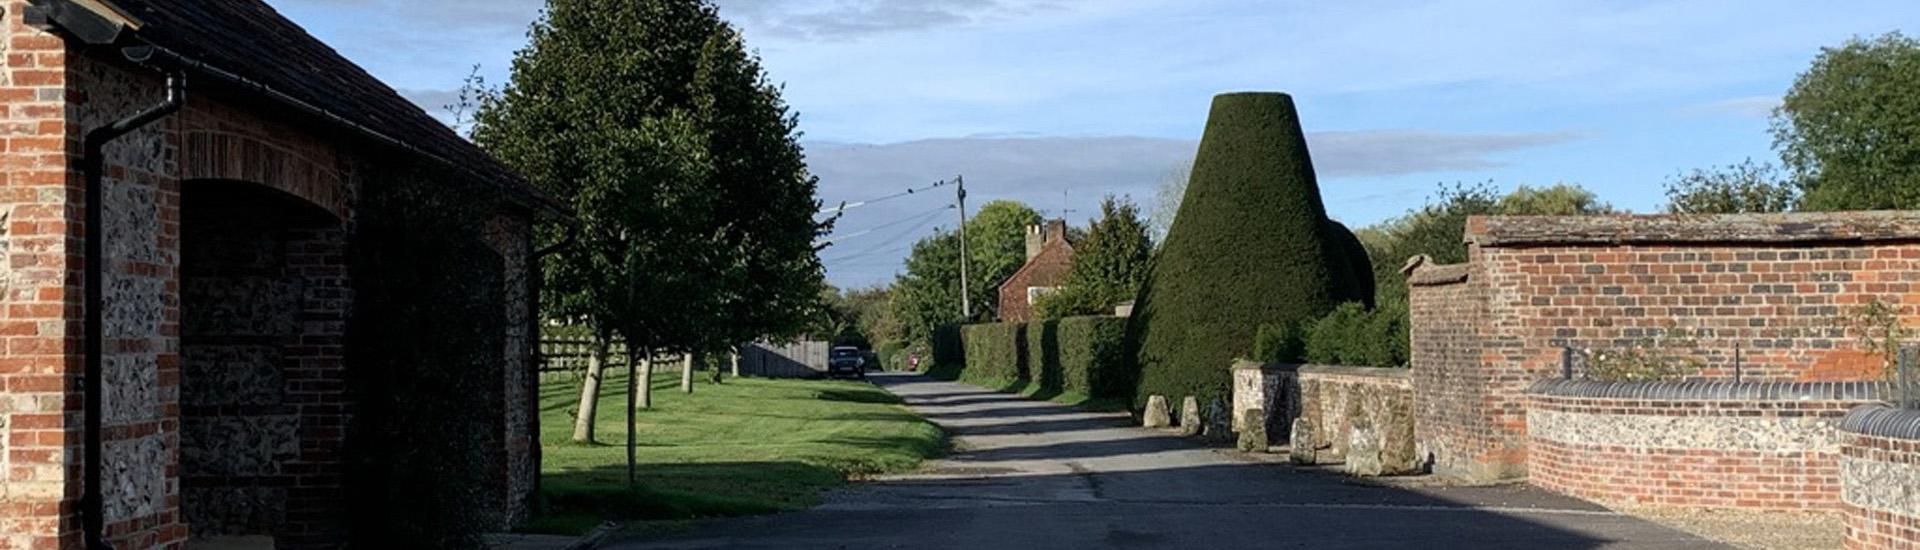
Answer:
xmin=273 ymin=0 xmax=1919 ymax=288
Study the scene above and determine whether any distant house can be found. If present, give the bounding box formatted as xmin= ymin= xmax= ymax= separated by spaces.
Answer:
xmin=998 ymin=220 xmax=1073 ymax=322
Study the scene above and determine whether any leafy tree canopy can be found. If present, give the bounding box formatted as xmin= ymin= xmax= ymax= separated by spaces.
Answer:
xmin=473 ymin=0 xmax=824 ymax=352
xmin=1035 ymin=196 xmax=1155 ymax=319
xmin=1774 ymin=32 xmax=1920 ymax=210
xmin=1662 ymin=158 xmax=1798 ymax=214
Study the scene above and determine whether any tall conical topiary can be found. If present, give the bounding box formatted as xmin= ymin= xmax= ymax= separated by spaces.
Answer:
xmin=1125 ymin=92 xmax=1370 ymax=409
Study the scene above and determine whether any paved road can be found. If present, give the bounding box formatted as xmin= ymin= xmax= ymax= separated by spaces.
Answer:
xmin=606 ymin=373 xmax=1721 ymax=549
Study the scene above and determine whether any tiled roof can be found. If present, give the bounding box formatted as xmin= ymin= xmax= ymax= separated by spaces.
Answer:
xmin=100 ymin=0 xmax=559 ymax=212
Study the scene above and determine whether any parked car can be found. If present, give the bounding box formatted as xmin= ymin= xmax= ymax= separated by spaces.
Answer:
xmin=828 ymin=346 xmax=868 ymax=379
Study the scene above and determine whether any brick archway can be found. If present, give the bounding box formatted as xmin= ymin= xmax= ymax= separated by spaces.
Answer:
xmin=177 ymin=179 xmax=350 ymax=546
xmin=181 ymin=129 xmax=350 ymax=220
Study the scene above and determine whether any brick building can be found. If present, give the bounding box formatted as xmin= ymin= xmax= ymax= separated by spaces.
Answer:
xmin=1408 ymin=212 xmax=1920 ymax=482
xmin=0 ymin=1 xmax=560 ymax=548
xmin=998 ymin=220 xmax=1072 ymax=323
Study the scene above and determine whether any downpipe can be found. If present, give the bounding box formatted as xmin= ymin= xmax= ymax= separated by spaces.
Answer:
xmin=80 ymin=47 xmax=185 ymax=550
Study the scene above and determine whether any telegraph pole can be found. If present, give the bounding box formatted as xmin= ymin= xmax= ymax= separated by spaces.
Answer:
xmin=955 ymin=175 xmax=972 ymax=320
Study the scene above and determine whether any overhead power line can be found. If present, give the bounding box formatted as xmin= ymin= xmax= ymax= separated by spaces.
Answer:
xmin=815 ymin=204 xmax=954 ymax=248
xmin=817 ymin=179 xmax=955 ymax=217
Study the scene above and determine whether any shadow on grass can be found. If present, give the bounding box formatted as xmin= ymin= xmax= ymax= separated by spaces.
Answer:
xmin=523 ymin=461 xmax=837 ymax=535
xmin=813 ymin=388 xmax=904 ymax=405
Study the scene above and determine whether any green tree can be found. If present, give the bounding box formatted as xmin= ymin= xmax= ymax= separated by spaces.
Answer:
xmin=1662 ymin=158 xmax=1798 ymax=214
xmin=1493 ymin=183 xmax=1616 ymax=216
xmin=891 ymin=230 xmax=966 ymax=346
xmin=1360 ymin=183 xmax=1499 ymax=309
xmin=966 ymin=200 xmax=1043 ymax=320
xmin=475 ymin=0 xmax=826 ymax=481
xmin=1127 ymin=92 xmax=1371 ymax=409
xmin=1774 ymin=32 xmax=1920 ymax=210
xmin=690 ymin=24 xmax=830 ymax=382
xmin=1035 ymin=196 xmax=1154 ymax=318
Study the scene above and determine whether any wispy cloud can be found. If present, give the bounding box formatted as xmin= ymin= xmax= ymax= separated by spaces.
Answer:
xmin=1688 ymin=95 xmax=1781 ymax=118
xmin=812 ymin=129 xmax=1576 ymax=286
xmin=716 ymin=0 xmax=1066 ymax=41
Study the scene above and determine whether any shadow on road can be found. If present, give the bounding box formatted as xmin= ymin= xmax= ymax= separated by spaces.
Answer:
xmin=598 ymin=373 xmax=1716 ymax=550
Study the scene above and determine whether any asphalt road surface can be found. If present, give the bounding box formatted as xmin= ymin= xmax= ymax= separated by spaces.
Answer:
xmin=605 ymin=372 xmax=1722 ymax=550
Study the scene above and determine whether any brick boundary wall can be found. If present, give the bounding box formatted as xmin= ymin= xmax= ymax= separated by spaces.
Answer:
xmin=1527 ymin=379 xmax=1884 ymax=511
xmin=1232 ymin=362 xmax=1417 ymax=473
xmin=1839 ymin=405 xmax=1920 ymax=549
xmin=1407 ymin=212 xmax=1920 ymax=482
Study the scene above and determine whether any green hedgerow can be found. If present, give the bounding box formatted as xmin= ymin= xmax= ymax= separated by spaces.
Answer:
xmin=1126 ymin=92 xmax=1372 ymax=408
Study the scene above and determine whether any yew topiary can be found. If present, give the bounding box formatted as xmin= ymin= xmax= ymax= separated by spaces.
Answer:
xmin=1126 ymin=92 xmax=1371 ymax=409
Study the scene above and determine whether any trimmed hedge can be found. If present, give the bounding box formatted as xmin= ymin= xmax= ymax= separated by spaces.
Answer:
xmin=936 ymin=317 xmax=1130 ymax=401
xmin=1029 ymin=316 xmax=1130 ymax=398
xmin=960 ymin=322 xmax=1027 ymax=383
xmin=1127 ymin=92 xmax=1371 ymax=409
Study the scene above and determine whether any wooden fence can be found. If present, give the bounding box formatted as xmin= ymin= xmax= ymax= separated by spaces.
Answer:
xmin=537 ymin=338 xmax=832 ymax=379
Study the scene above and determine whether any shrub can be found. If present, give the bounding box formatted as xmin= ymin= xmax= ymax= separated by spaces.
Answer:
xmin=1251 ymin=322 xmax=1304 ymax=364
xmin=926 ymin=324 xmax=966 ymax=379
xmin=960 ymin=322 xmax=1026 ymax=384
xmin=1576 ymin=324 xmax=1705 ymax=381
xmin=1127 ymin=92 xmax=1369 ymax=408
xmin=1027 ymin=316 xmax=1130 ymax=398
xmin=1326 ymin=220 xmax=1376 ymax=308
xmin=1301 ymin=301 xmax=1408 ymax=368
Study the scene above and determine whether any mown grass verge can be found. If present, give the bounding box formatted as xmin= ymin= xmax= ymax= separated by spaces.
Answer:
xmin=523 ymin=371 xmax=945 ymax=534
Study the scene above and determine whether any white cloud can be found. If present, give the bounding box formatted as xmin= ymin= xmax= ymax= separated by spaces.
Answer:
xmin=813 ymin=129 xmax=1576 ymax=286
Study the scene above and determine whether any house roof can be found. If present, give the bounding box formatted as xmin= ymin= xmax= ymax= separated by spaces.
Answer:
xmin=55 ymin=0 xmax=562 ymax=214
xmin=997 ymin=236 xmax=1075 ymax=292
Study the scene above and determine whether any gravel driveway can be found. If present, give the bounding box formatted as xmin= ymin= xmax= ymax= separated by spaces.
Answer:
xmin=603 ymin=373 xmax=1724 ymax=549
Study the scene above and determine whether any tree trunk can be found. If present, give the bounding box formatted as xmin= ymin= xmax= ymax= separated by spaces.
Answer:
xmin=625 ymin=350 xmax=637 ymax=487
xmin=636 ymin=347 xmax=654 ymax=409
xmin=730 ymin=346 xmax=741 ymax=378
xmin=681 ymin=350 xmax=697 ymax=394
xmin=570 ymin=337 xmax=608 ymax=444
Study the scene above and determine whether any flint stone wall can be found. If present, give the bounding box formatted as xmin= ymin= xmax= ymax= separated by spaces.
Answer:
xmin=1527 ymin=379 xmax=1882 ymax=510
xmin=1232 ymin=362 xmax=1417 ymax=473
xmin=1839 ymin=405 xmax=1920 ymax=549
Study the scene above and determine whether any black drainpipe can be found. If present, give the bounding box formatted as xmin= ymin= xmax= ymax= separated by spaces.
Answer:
xmin=524 ymin=220 xmax=577 ymax=513
xmin=80 ymin=46 xmax=185 ymax=550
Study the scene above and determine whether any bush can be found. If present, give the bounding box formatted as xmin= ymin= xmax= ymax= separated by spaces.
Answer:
xmin=1251 ymin=322 xmax=1304 ymax=364
xmin=1127 ymin=92 xmax=1371 ymax=408
xmin=926 ymin=324 xmax=966 ymax=379
xmin=1301 ymin=301 xmax=1408 ymax=368
xmin=1027 ymin=316 xmax=1130 ymax=398
xmin=960 ymin=322 xmax=1026 ymax=384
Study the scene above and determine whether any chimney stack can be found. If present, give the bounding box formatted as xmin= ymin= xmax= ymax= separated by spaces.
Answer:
xmin=1025 ymin=224 xmax=1045 ymax=260
xmin=1026 ymin=219 xmax=1069 ymax=260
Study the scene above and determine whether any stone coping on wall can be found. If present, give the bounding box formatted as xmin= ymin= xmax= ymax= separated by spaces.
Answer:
xmin=1400 ymin=255 xmax=1470 ymax=286
xmin=1530 ymin=378 xmax=1890 ymax=402
xmin=1466 ymin=211 xmax=1920 ymax=248
xmin=1841 ymin=404 xmax=1920 ymax=440
xmin=1229 ymin=360 xmax=1409 ymax=380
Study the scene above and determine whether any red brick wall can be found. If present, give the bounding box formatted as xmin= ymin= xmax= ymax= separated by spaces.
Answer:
xmin=997 ymin=231 xmax=1072 ymax=323
xmin=1408 ymin=213 xmax=1920 ymax=482
xmin=1527 ymin=383 xmax=1869 ymax=511
xmin=0 ymin=3 xmax=80 ymax=548
xmin=1406 ymin=260 xmax=1517 ymax=480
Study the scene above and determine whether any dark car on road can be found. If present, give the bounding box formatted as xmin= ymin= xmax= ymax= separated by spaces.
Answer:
xmin=827 ymin=346 xmax=868 ymax=379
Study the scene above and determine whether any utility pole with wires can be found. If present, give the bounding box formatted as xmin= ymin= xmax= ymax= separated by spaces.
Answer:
xmin=956 ymin=174 xmax=972 ymax=320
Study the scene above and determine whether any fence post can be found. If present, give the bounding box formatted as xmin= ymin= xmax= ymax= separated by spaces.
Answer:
xmin=1900 ymin=345 xmax=1917 ymax=409
xmin=1561 ymin=346 xmax=1574 ymax=380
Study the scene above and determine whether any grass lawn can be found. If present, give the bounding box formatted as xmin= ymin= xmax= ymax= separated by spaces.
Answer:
xmin=524 ymin=370 xmax=944 ymax=534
